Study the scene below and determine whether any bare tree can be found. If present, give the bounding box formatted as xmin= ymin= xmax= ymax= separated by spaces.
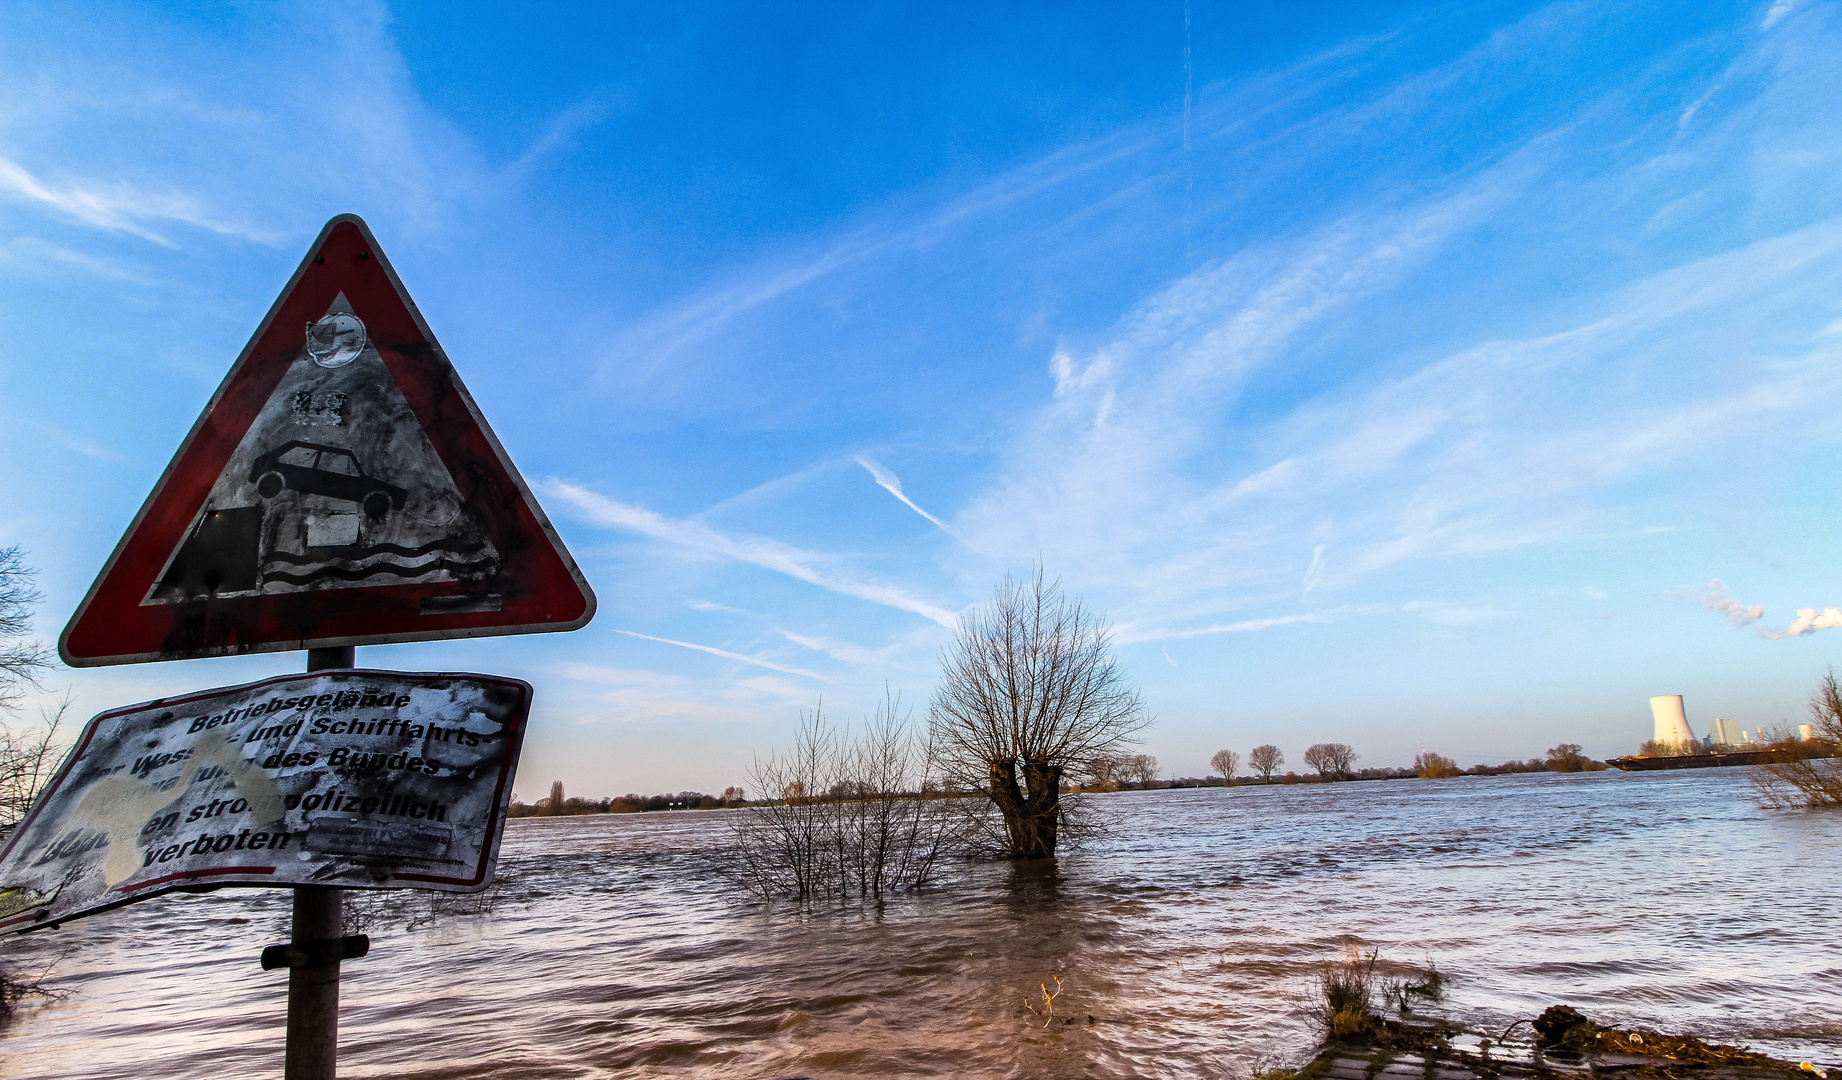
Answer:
xmin=0 ymin=549 xmax=59 ymax=837
xmin=0 ymin=548 xmax=51 ymax=715
xmin=1304 ymin=742 xmax=1357 ymax=781
xmin=0 ymin=549 xmax=68 ymax=1012
xmin=546 ymin=780 xmax=565 ymax=815
xmin=733 ymin=696 xmax=959 ymax=898
xmin=1119 ymin=753 xmax=1159 ymax=788
xmin=0 ymin=699 xmax=66 ymax=834
xmin=928 ymin=569 xmax=1148 ymax=859
xmin=1248 ymin=744 xmax=1284 ymax=783
xmin=1755 ymin=671 xmax=1842 ymax=809
xmin=1086 ymin=755 xmax=1122 ymax=790
xmin=1210 ymin=749 xmax=1239 ymax=782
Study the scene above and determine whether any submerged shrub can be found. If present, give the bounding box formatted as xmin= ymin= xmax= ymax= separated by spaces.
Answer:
xmin=1413 ymin=752 xmax=1461 ymax=779
xmin=730 ymin=694 xmax=963 ymax=900
xmin=1316 ymin=943 xmax=1379 ymax=1041
xmin=1313 ymin=945 xmax=1446 ymax=1042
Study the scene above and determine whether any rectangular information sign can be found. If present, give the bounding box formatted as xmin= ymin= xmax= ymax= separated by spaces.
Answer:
xmin=0 ymin=669 xmax=531 ymax=932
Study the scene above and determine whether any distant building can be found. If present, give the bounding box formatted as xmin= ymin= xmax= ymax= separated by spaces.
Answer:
xmin=1710 ymin=717 xmax=1743 ymax=747
xmin=1650 ymin=695 xmax=1695 ymax=748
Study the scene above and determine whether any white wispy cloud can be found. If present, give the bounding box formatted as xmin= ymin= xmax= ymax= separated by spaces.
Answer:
xmin=0 ymin=157 xmax=218 ymax=245
xmin=685 ymin=599 xmax=749 ymax=614
xmin=549 ymin=663 xmax=786 ymax=722
xmin=610 ymin=630 xmax=832 ymax=682
xmin=854 ymin=456 xmax=955 ymax=534
xmin=1115 ymin=611 xmax=1340 ymax=644
xmin=952 ymin=35 xmax=1842 ymax=633
xmin=774 ymin=627 xmax=898 ymax=668
xmin=1678 ymin=579 xmax=1765 ymax=628
xmin=1761 ymin=0 xmax=1805 ymax=30
xmin=1300 ymin=544 xmax=1328 ymax=597
xmin=1688 ymin=579 xmax=1842 ymax=640
xmin=587 ymin=30 xmax=1403 ymax=389
xmin=0 ymin=4 xmax=477 ymax=249
xmin=500 ymin=90 xmax=624 ymax=186
xmin=542 ymin=479 xmax=958 ymax=628
xmin=1402 ymin=600 xmax=1519 ymax=626
xmin=1761 ymin=607 xmax=1842 ymax=639
xmin=36 ymin=428 xmax=130 ymax=464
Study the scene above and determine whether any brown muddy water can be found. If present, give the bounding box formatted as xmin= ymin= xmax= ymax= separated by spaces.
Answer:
xmin=2 ymin=768 xmax=1839 ymax=1078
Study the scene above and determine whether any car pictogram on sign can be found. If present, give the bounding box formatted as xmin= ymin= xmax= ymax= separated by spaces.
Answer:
xmin=250 ymin=441 xmax=408 ymax=519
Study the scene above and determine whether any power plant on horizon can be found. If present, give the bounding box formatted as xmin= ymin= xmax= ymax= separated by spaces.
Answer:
xmin=1605 ymin=695 xmax=1818 ymax=771
xmin=1647 ymin=694 xmax=1809 ymax=751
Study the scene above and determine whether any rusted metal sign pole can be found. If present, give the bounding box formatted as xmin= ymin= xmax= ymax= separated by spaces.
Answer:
xmin=285 ymin=882 xmax=343 ymax=1079
xmin=289 ymin=646 xmax=353 ymax=1080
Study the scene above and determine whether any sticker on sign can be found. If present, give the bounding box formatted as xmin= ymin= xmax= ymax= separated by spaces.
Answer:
xmin=0 ymin=670 xmax=530 ymax=932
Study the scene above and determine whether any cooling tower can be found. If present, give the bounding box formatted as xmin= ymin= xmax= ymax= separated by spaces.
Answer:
xmin=1650 ymin=695 xmax=1694 ymax=748
xmin=1800 ymin=724 xmax=1816 ymax=742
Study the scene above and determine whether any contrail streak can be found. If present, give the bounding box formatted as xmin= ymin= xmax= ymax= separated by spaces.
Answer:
xmin=855 ymin=456 xmax=956 ymax=535
xmin=542 ymin=479 xmax=958 ymax=628
xmin=613 ymin=629 xmax=833 ymax=682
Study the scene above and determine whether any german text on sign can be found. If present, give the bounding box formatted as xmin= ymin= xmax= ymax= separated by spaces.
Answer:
xmin=0 ymin=670 xmax=531 ymax=932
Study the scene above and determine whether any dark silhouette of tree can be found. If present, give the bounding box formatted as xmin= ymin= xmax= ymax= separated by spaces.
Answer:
xmin=547 ymin=780 xmax=565 ymax=815
xmin=1120 ymin=753 xmax=1159 ymax=787
xmin=928 ymin=569 xmax=1147 ymax=859
xmin=1248 ymin=744 xmax=1283 ymax=783
xmin=1755 ymin=670 xmax=1842 ymax=809
xmin=0 ymin=548 xmax=59 ymax=835
xmin=1304 ymin=742 xmax=1357 ymax=781
xmin=0 ymin=548 xmax=51 ymax=715
xmin=1210 ymin=749 xmax=1239 ymax=781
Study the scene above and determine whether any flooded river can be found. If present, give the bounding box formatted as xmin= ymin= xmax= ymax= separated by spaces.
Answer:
xmin=3 ymin=768 xmax=1839 ymax=1078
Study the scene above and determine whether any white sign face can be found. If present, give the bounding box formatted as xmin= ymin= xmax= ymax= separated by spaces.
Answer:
xmin=0 ymin=670 xmax=531 ymax=932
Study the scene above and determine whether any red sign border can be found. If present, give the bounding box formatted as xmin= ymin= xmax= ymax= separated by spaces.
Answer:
xmin=0 ymin=668 xmax=531 ymax=933
xmin=58 ymin=214 xmax=596 ymax=667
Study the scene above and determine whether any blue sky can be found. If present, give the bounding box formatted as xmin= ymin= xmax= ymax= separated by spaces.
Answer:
xmin=4 ymin=0 xmax=1842 ymax=796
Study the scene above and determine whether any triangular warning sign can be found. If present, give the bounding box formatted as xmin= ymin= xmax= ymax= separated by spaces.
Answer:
xmin=60 ymin=215 xmax=596 ymax=666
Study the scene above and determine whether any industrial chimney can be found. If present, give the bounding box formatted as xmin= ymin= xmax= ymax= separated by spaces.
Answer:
xmin=1650 ymin=695 xmax=1695 ymax=750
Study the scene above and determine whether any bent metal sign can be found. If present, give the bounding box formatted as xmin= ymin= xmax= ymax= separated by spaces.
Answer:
xmin=0 ymin=670 xmax=530 ymax=932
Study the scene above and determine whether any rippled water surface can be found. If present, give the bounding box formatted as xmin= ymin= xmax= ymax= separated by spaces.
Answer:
xmin=4 ymin=768 xmax=1840 ymax=1078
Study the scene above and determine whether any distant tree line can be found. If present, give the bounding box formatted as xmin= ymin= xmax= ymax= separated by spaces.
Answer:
xmin=511 ymin=737 xmax=1610 ymax=820
xmin=507 ymin=783 xmax=750 ymax=818
xmin=1135 ymin=741 xmax=1610 ymax=789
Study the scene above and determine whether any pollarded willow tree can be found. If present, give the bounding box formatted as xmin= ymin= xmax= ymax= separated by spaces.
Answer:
xmin=928 ymin=569 xmax=1148 ymax=860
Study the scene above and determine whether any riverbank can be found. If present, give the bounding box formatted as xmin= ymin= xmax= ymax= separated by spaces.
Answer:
xmin=1294 ymin=1004 xmax=1827 ymax=1080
